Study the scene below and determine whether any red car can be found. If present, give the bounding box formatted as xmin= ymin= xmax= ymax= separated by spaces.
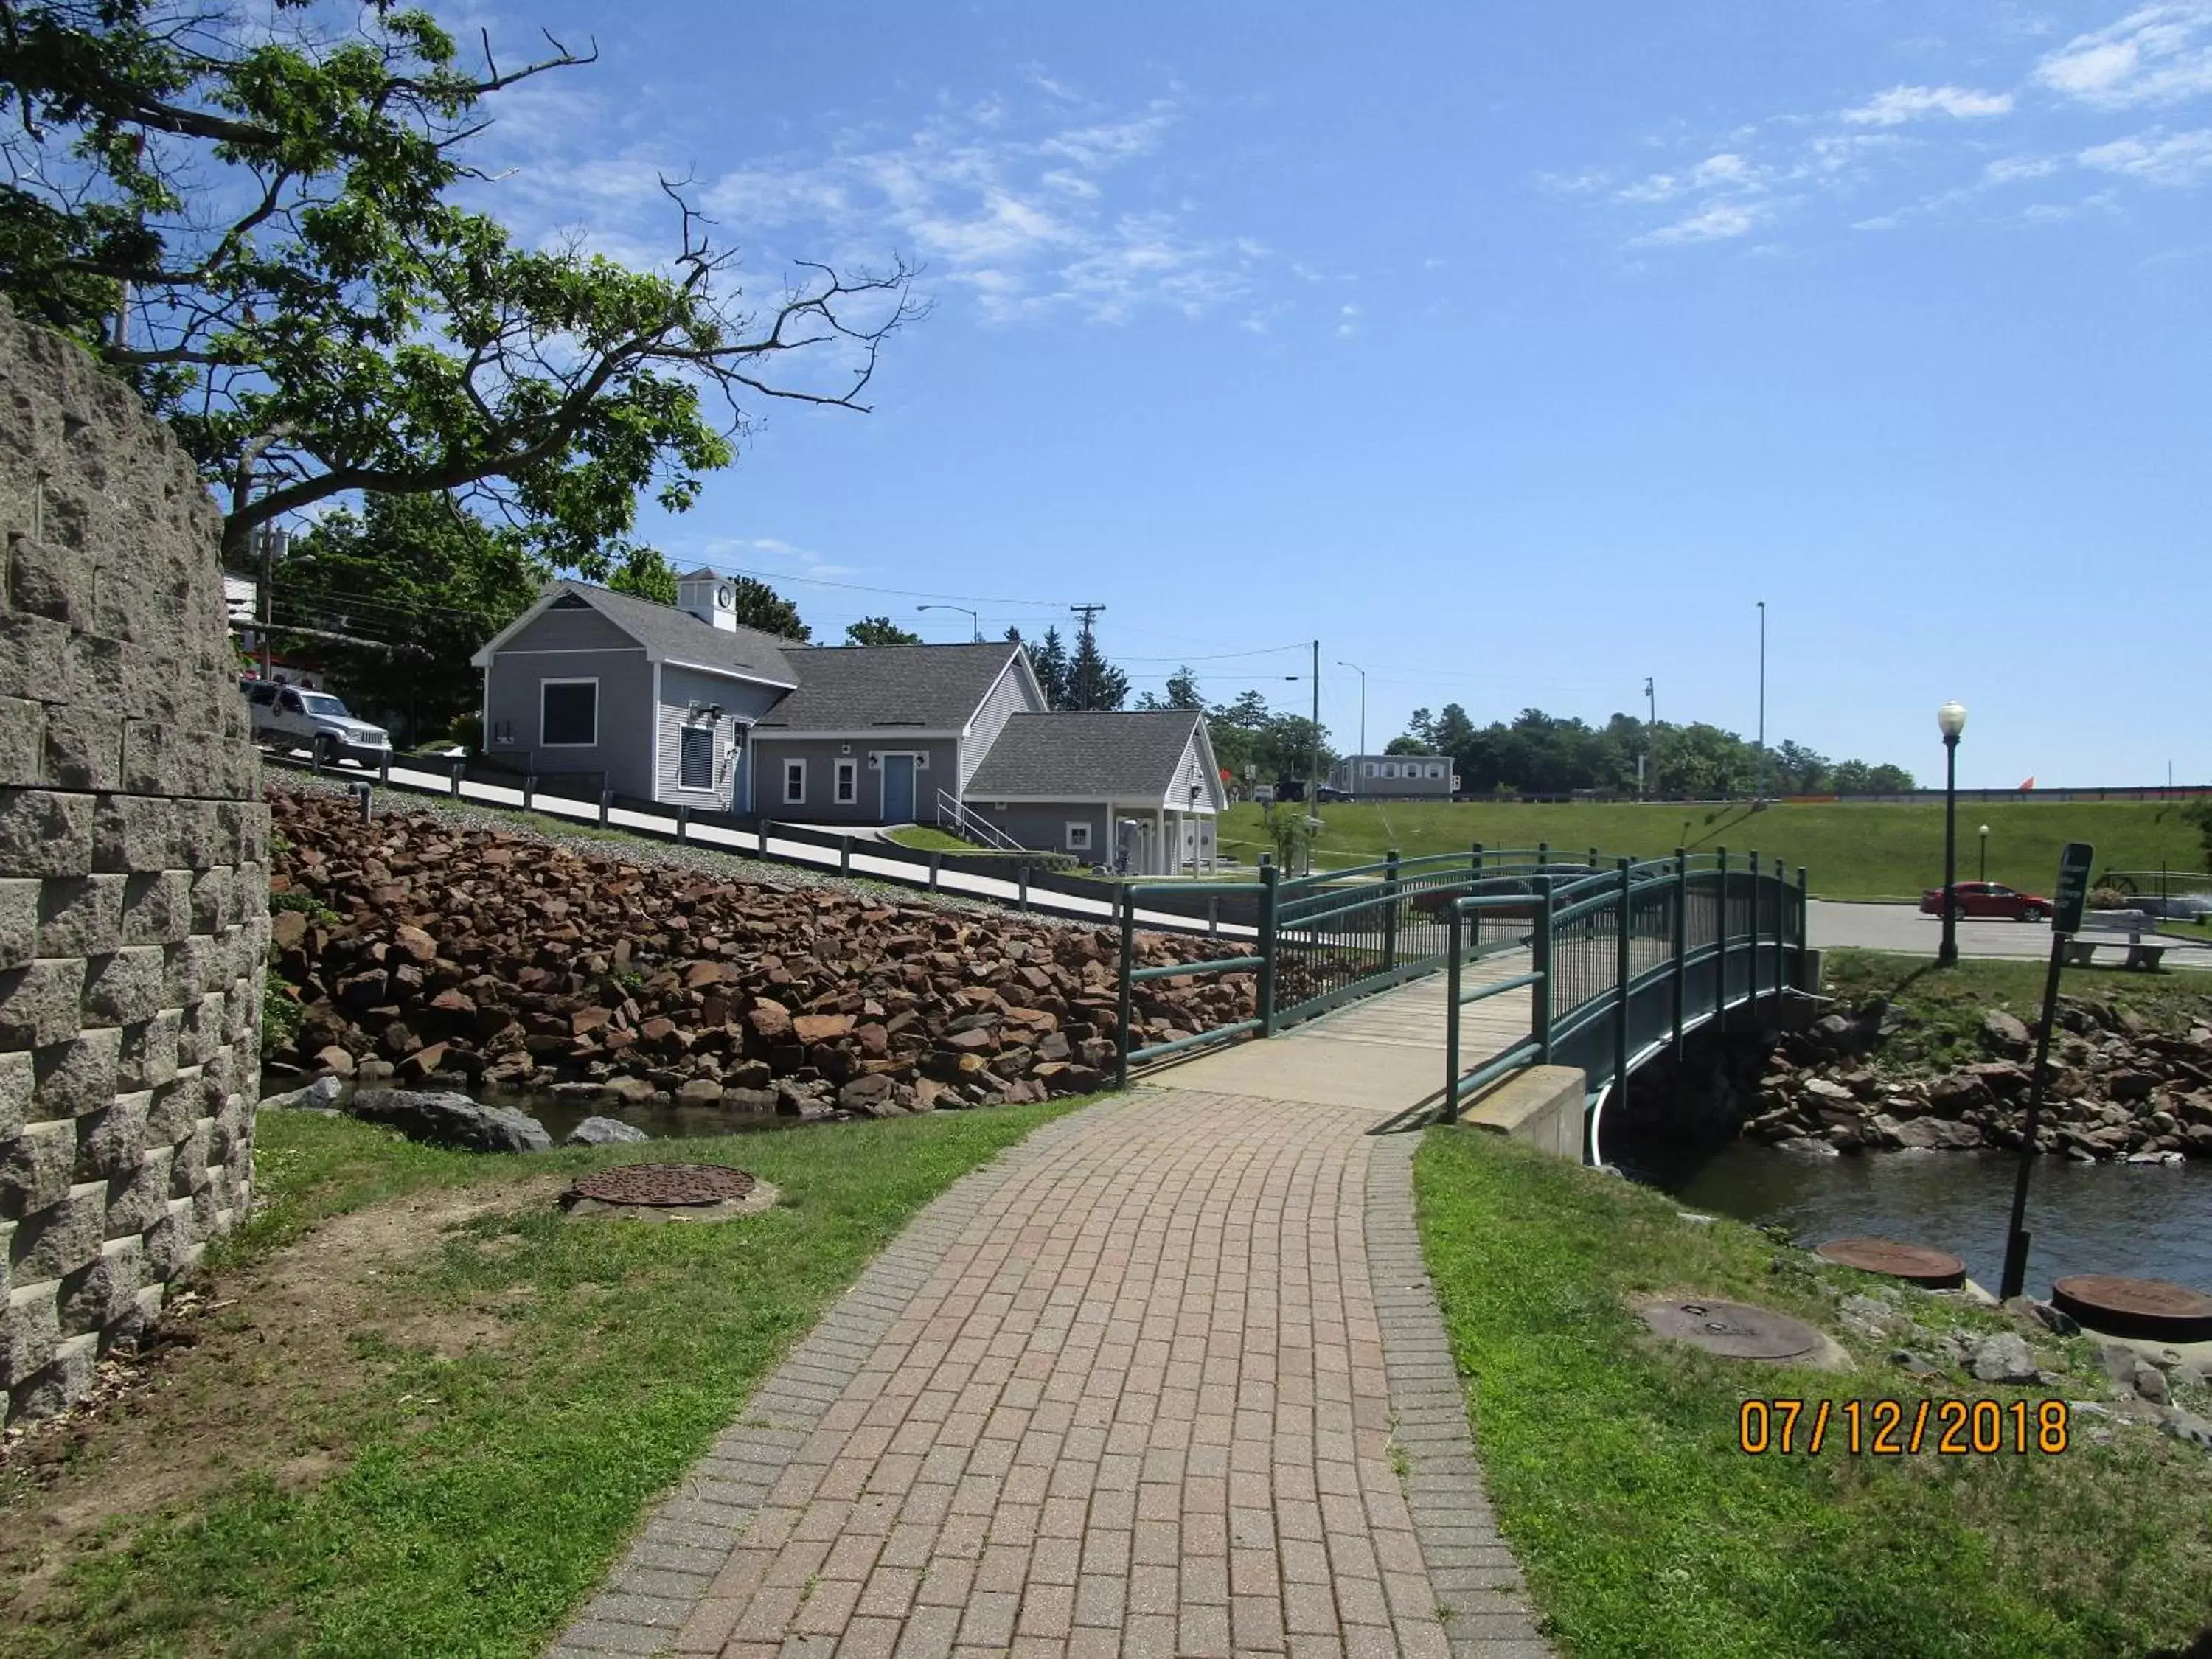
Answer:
xmin=1919 ymin=881 xmax=2053 ymax=922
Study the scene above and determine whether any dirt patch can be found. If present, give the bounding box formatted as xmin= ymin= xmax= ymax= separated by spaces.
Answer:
xmin=0 ymin=1177 xmax=560 ymax=1625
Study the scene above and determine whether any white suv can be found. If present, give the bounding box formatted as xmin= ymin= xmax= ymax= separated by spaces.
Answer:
xmin=243 ymin=680 xmax=392 ymax=768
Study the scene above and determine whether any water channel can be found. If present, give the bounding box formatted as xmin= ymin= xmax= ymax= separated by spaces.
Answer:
xmin=1628 ymin=1141 xmax=2212 ymax=1296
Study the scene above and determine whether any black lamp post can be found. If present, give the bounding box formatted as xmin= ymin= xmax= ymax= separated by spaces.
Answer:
xmin=1937 ymin=700 xmax=1967 ymax=967
xmin=1979 ymin=824 xmax=1990 ymax=883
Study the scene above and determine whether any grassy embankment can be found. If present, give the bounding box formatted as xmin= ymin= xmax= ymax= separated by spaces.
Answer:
xmin=0 ymin=1102 xmax=1075 ymax=1659
xmin=1416 ymin=1127 xmax=2212 ymax=1659
xmin=1820 ymin=949 xmax=2212 ymax=1071
xmin=1219 ymin=798 xmax=2205 ymax=902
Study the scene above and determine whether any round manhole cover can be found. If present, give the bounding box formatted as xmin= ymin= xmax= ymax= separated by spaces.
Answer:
xmin=569 ymin=1163 xmax=758 ymax=1208
xmin=2051 ymin=1274 xmax=2212 ymax=1342
xmin=1640 ymin=1298 xmax=1829 ymax=1362
xmin=1814 ymin=1237 xmax=1966 ymax=1290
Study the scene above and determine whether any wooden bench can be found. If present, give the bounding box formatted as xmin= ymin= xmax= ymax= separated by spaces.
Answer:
xmin=2062 ymin=910 xmax=2167 ymax=970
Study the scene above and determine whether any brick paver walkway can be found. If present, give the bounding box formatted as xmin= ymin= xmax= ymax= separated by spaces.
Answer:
xmin=553 ymin=1088 xmax=1546 ymax=1659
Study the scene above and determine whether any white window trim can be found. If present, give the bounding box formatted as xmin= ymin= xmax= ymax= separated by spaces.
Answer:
xmin=678 ymin=723 xmax=716 ymax=790
xmin=540 ymin=677 xmax=599 ymax=748
xmin=833 ymin=757 xmax=858 ymax=804
xmin=1065 ymin=821 xmax=1093 ymax=852
xmin=1363 ymin=762 xmax=1377 ymax=777
xmin=782 ymin=757 xmax=807 ymax=804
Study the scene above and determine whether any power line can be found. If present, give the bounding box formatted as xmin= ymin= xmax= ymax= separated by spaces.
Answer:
xmin=687 ymin=555 xmax=1071 ymax=611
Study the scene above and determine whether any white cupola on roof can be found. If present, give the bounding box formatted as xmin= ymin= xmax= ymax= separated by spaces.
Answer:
xmin=676 ymin=566 xmax=738 ymax=633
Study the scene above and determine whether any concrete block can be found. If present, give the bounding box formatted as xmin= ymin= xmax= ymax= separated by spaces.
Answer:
xmin=116 ymin=1012 xmax=181 ymax=1091
xmin=61 ymin=630 xmax=124 ymax=708
xmin=82 ymin=946 xmax=164 ymax=1026
xmin=11 ymin=1331 xmax=98 ymax=1419
xmin=0 ymin=1051 xmax=29 ymax=1139
xmin=0 ymin=790 xmax=94 ymax=878
xmin=74 ymin=1091 xmax=149 ymax=1180
xmin=0 ymin=611 xmax=70 ymax=704
xmin=142 ymin=1197 xmax=198 ymax=1279
xmin=145 ymin=1076 xmax=204 ymax=1144
xmin=32 ymin=1027 xmax=120 ymax=1119
xmin=0 ymin=956 xmax=86 ymax=1047
xmin=103 ymin=1145 xmax=172 ymax=1238
xmin=91 ymin=795 xmax=173 ymax=874
xmin=1460 ymin=1065 xmax=1591 ymax=1163
xmin=36 ymin=873 xmax=124 ymax=959
xmin=169 ymin=1121 xmax=211 ymax=1193
xmin=8 ymin=1180 xmax=103 ymax=1282
xmin=1 ymin=1281 xmax=60 ymax=1385
xmin=188 ymin=866 xmax=233 ymax=934
xmin=0 ymin=877 xmax=37 ymax=971
xmin=119 ymin=869 xmax=193 ymax=948
xmin=57 ymin=1235 xmax=142 ymax=1337
xmin=9 ymin=535 xmax=91 ymax=628
xmin=0 ymin=1119 xmax=77 ymax=1218
xmin=0 ymin=696 xmax=42 ymax=787
xmin=41 ymin=703 xmax=123 ymax=791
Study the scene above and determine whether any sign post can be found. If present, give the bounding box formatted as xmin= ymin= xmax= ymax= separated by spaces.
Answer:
xmin=1999 ymin=841 xmax=2094 ymax=1301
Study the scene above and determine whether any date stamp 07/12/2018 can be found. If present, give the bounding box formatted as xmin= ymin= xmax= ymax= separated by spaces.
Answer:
xmin=1739 ymin=1398 xmax=2072 ymax=1456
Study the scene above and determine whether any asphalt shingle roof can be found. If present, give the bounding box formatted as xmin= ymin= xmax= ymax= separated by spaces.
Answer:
xmin=965 ymin=710 xmax=1206 ymax=801
xmin=563 ymin=582 xmax=798 ymax=685
xmin=754 ymin=643 xmax=1024 ymax=731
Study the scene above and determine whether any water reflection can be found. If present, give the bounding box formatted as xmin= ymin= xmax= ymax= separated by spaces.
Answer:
xmin=498 ymin=1093 xmax=802 ymax=1147
xmin=1624 ymin=1140 xmax=2212 ymax=1296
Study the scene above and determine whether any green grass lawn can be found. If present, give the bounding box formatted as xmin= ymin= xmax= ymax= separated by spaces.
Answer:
xmin=1415 ymin=1128 xmax=2212 ymax=1659
xmin=1219 ymin=799 xmax=2205 ymax=902
xmin=883 ymin=824 xmax=979 ymax=852
xmin=1820 ymin=949 xmax=2212 ymax=1072
xmin=0 ymin=1101 xmax=1076 ymax=1658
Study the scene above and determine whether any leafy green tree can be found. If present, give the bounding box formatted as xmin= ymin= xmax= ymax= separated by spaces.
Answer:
xmin=1383 ymin=735 xmax=1427 ymax=755
xmin=2183 ymin=800 xmax=2212 ymax=868
xmin=728 ymin=577 xmax=810 ymax=641
xmin=845 ymin=616 xmax=922 ymax=645
xmin=0 ymin=0 xmax=917 ymax=566
xmin=1136 ymin=666 xmax=1204 ymax=712
xmin=274 ymin=493 xmax=541 ymax=740
xmin=608 ymin=548 xmax=678 ymax=605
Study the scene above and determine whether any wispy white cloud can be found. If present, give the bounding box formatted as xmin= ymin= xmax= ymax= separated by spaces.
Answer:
xmin=2034 ymin=3 xmax=2212 ymax=108
xmin=1843 ymin=84 xmax=2015 ymax=125
xmin=1335 ymin=303 xmax=1361 ymax=338
xmin=1633 ymin=201 xmax=1767 ymax=245
xmin=2080 ymin=125 xmax=2212 ymax=181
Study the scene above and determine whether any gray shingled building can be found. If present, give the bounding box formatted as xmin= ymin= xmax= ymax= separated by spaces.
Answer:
xmin=472 ymin=574 xmax=1225 ymax=872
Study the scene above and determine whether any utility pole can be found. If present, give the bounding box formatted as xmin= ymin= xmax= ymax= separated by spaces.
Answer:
xmin=1309 ymin=641 xmax=1321 ymax=807
xmin=1337 ymin=660 xmax=1366 ymax=799
xmin=257 ymin=524 xmax=285 ymax=678
xmin=1755 ymin=600 xmax=1767 ymax=804
xmin=1068 ymin=602 xmax=1105 ymax=708
xmin=1644 ymin=676 xmax=1656 ymax=801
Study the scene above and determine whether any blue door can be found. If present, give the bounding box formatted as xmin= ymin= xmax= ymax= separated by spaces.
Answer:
xmin=882 ymin=754 xmax=917 ymax=822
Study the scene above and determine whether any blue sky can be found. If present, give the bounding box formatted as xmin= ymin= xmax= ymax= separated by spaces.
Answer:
xmin=464 ymin=1 xmax=2208 ymax=788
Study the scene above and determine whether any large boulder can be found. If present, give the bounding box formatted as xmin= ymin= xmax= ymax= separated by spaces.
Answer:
xmin=347 ymin=1088 xmax=553 ymax=1153
xmin=565 ymin=1115 xmax=651 ymax=1147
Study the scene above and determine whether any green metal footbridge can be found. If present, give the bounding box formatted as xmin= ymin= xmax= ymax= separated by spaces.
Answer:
xmin=1110 ymin=844 xmax=1813 ymax=1152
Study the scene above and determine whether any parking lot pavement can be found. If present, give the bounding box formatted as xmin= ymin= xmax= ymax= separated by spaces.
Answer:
xmin=1808 ymin=900 xmax=2212 ymax=970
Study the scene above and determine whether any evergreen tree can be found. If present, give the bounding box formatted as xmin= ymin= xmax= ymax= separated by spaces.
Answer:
xmin=1064 ymin=627 xmax=1130 ymax=711
xmin=1029 ymin=627 xmax=1071 ymax=708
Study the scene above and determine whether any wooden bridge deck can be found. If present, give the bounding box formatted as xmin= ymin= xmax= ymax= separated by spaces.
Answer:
xmin=1145 ymin=950 xmax=1537 ymax=1117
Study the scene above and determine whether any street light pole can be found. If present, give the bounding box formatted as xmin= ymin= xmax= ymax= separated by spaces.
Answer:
xmin=1938 ymin=700 xmax=1968 ymax=968
xmin=1644 ymin=675 xmax=1656 ymax=800
xmin=1980 ymin=824 xmax=1990 ymax=884
xmin=1337 ymin=660 xmax=1366 ymax=799
xmin=1310 ymin=640 xmax=1321 ymax=809
xmin=1755 ymin=600 xmax=1767 ymax=804
xmin=916 ymin=603 xmax=980 ymax=642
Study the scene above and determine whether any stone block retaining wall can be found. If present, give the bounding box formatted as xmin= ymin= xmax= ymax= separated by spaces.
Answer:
xmin=0 ymin=302 xmax=268 ymax=1422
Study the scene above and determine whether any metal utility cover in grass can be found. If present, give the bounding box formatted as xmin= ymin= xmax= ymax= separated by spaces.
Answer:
xmin=562 ymin=1163 xmax=780 ymax=1222
xmin=1638 ymin=1298 xmax=1837 ymax=1364
xmin=1813 ymin=1237 xmax=1966 ymax=1290
xmin=2051 ymin=1275 xmax=2212 ymax=1343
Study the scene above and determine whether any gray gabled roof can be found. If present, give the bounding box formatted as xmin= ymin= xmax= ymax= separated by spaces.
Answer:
xmin=966 ymin=709 xmax=1209 ymax=801
xmin=540 ymin=581 xmax=799 ymax=686
xmin=754 ymin=642 xmax=1026 ymax=732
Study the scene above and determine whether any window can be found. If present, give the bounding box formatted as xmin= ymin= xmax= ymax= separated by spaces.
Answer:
xmin=679 ymin=725 xmax=714 ymax=790
xmin=783 ymin=759 xmax=807 ymax=804
xmin=1065 ymin=821 xmax=1092 ymax=852
xmin=541 ymin=679 xmax=597 ymax=746
xmin=1427 ymin=764 xmax=1444 ymax=779
xmin=1363 ymin=762 xmax=1377 ymax=777
xmin=834 ymin=759 xmax=858 ymax=804
xmin=1382 ymin=762 xmax=1399 ymax=779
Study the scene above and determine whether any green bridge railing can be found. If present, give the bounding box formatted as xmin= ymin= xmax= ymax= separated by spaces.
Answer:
xmin=1113 ymin=844 xmax=1809 ymax=1119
